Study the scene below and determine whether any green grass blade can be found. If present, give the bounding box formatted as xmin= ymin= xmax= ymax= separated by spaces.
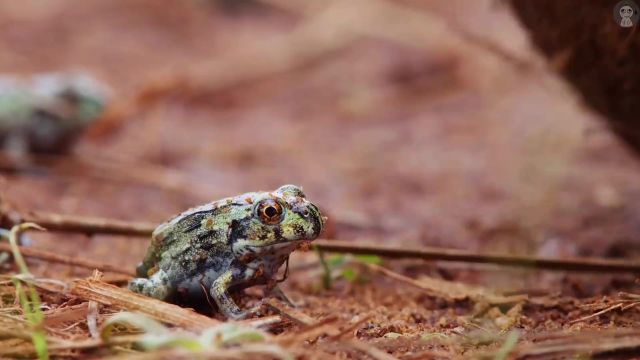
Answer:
xmin=7 ymin=224 xmax=49 ymax=360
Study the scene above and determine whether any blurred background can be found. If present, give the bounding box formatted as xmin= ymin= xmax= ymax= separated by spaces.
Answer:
xmin=0 ymin=0 xmax=638 ymax=291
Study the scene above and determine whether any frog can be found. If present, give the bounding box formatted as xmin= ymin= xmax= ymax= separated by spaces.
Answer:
xmin=128 ymin=184 xmax=325 ymax=320
xmin=0 ymin=72 xmax=109 ymax=155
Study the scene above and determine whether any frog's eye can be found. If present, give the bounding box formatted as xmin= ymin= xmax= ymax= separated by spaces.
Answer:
xmin=256 ymin=199 xmax=284 ymax=225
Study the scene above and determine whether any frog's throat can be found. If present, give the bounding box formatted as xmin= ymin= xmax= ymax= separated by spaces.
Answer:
xmin=246 ymin=239 xmax=310 ymax=248
xmin=231 ymin=238 xmax=310 ymax=258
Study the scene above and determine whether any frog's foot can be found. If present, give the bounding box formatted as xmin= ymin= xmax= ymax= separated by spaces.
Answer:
xmin=244 ymin=297 xmax=276 ymax=318
xmin=221 ymin=299 xmax=268 ymax=321
xmin=128 ymin=270 xmax=172 ymax=300
xmin=226 ymin=308 xmax=251 ymax=320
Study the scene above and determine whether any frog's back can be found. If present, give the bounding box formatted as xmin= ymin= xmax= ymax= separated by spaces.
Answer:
xmin=137 ymin=201 xmax=233 ymax=277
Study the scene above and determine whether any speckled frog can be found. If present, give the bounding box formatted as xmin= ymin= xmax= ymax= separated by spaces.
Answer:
xmin=129 ymin=185 xmax=324 ymax=319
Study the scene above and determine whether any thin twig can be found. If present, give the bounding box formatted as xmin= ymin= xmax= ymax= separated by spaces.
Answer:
xmin=0 ymin=243 xmax=135 ymax=276
xmin=87 ymin=270 xmax=102 ymax=338
xmin=569 ymin=303 xmax=624 ymax=324
xmin=99 ymin=274 xmax=134 ymax=285
xmin=315 ymin=240 xmax=640 ymax=273
xmin=264 ymin=298 xmax=317 ymax=327
xmin=16 ymin=212 xmax=640 ymax=273
xmin=22 ymin=212 xmax=155 ymax=237
xmin=236 ymin=315 xmax=284 ymax=331
xmin=68 ymin=280 xmax=285 ymax=332
xmin=366 ymin=263 xmax=526 ymax=304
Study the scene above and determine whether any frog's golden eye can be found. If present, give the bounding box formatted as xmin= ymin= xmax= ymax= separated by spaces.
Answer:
xmin=256 ymin=199 xmax=284 ymax=225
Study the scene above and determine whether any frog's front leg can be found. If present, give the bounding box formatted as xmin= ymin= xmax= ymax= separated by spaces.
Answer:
xmin=210 ymin=267 xmax=252 ymax=320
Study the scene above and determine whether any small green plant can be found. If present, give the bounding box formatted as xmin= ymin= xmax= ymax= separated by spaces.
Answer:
xmin=4 ymin=223 xmax=48 ymax=360
xmin=493 ymin=330 xmax=519 ymax=360
xmin=102 ymin=312 xmax=291 ymax=359
xmin=314 ymin=246 xmax=381 ymax=289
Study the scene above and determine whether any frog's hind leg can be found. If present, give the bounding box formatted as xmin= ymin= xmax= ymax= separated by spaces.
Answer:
xmin=128 ymin=269 xmax=173 ymax=301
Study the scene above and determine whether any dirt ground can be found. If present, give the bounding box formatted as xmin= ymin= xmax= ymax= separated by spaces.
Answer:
xmin=1 ymin=1 xmax=640 ymax=359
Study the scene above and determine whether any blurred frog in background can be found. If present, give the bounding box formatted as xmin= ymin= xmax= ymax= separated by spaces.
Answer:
xmin=0 ymin=72 xmax=109 ymax=263
xmin=0 ymin=72 xmax=110 ymax=157
xmin=130 ymin=185 xmax=325 ymax=319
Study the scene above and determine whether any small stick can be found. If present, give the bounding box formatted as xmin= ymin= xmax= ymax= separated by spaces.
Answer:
xmin=365 ymin=263 xmax=526 ymax=304
xmin=87 ymin=270 xmax=102 ymax=339
xmin=70 ymin=279 xmax=220 ymax=331
xmin=15 ymin=212 xmax=640 ymax=273
xmin=315 ymin=240 xmax=640 ymax=273
xmin=0 ymin=243 xmax=134 ymax=276
xmin=264 ymin=298 xmax=317 ymax=327
xmin=69 ymin=279 xmax=282 ymax=332
xmin=236 ymin=315 xmax=284 ymax=330
xmin=22 ymin=212 xmax=155 ymax=237
xmin=99 ymin=274 xmax=135 ymax=285
xmin=569 ymin=303 xmax=625 ymax=324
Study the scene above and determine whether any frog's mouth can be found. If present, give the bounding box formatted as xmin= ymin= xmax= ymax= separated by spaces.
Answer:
xmin=237 ymin=239 xmax=310 ymax=257
xmin=247 ymin=239 xmax=311 ymax=250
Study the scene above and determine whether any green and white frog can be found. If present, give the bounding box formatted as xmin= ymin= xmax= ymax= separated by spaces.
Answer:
xmin=129 ymin=185 xmax=325 ymax=319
